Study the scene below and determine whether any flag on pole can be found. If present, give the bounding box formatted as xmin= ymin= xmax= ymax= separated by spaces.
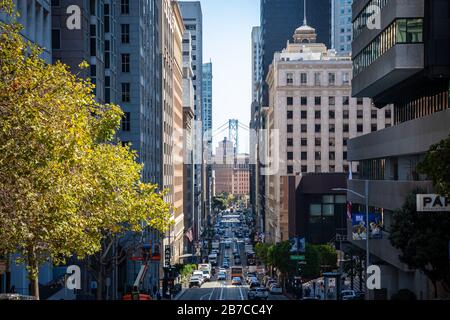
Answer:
xmin=185 ymin=228 xmax=193 ymax=243
xmin=347 ymin=201 xmax=352 ymax=220
xmin=348 ymin=161 xmax=353 ymax=180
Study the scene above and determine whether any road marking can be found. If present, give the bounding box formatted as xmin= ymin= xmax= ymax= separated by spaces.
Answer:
xmin=238 ymin=285 xmax=244 ymax=300
xmin=209 ymin=283 xmax=216 ymax=300
xmin=200 ymin=292 xmax=211 ymax=301
xmin=219 ymin=282 xmax=225 ymax=300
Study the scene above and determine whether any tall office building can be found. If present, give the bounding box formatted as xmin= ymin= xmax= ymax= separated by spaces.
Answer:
xmin=179 ymin=1 xmax=204 ymax=243
xmin=202 ymin=62 xmax=213 ymax=159
xmin=169 ymin=0 xmax=185 ymax=266
xmin=0 ymin=0 xmax=52 ymax=63
xmin=264 ymin=23 xmax=392 ymax=244
xmin=332 ymin=0 xmax=353 ymax=55
xmin=0 ymin=0 xmax=52 ymax=296
xmin=260 ymin=0 xmax=331 ymax=106
xmin=114 ymin=0 xmax=163 ymax=295
xmin=348 ymin=0 xmax=450 ymax=299
xmin=52 ymin=0 xmax=108 ymax=104
xmin=250 ymin=26 xmax=263 ymax=234
xmin=182 ymin=30 xmax=195 ymax=262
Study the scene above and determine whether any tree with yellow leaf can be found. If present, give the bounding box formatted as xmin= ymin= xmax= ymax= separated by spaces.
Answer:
xmin=0 ymin=1 xmax=172 ymax=299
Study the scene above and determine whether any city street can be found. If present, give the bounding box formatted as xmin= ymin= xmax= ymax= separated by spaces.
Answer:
xmin=179 ymin=211 xmax=289 ymax=301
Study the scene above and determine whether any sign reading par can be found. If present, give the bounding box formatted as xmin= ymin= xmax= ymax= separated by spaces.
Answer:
xmin=417 ymin=194 xmax=450 ymax=212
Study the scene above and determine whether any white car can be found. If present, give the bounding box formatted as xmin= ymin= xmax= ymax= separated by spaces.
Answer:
xmin=202 ymin=270 xmax=211 ymax=281
xmin=341 ymin=290 xmax=357 ymax=300
xmin=189 ymin=276 xmax=203 ymax=288
xmin=217 ymin=272 xmax=227 ymax=281
xmin=270 ymin=285 xmax=283 ymax=295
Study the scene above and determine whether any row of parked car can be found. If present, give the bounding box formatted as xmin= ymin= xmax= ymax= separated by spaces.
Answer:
xmin=246 ymin=273 xmax=283 ymax=299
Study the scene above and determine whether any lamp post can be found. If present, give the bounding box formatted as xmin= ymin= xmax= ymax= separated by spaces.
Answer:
xmin=333 ymin=180 xmax=369 ymax=299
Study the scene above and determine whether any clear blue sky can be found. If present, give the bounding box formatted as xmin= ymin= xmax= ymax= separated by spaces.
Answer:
xmin=183 ymin=0 xmax=260 ymax=154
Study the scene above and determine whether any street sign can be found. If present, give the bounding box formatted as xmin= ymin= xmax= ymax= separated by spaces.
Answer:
xmin=417 ymin=194 xmax=450 ymax=212
xmin=290 ymin=255 xmax=305 ymax=261
xmin=164 ymin=246 xmax=171 ymax=267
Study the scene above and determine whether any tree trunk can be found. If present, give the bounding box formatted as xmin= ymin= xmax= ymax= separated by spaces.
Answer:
xmin=432 ymin=280 xmax=438 ymax=299
xmin=27 ymin=248 xmax=40 ymax=300
xmin=96 ymin=267 xmax=104 ymax=300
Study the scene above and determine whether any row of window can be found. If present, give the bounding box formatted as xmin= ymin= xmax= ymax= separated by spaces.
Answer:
xmin=287 ymin=137 xmax=350 ymax=148
xmin=286 ymin=123 xmax=374 ymax=134
xmin=287 ymin=165 xmax=352 ymax=175
xmin=285 ymin=71 xmax=350 ymax=86
xmin=286 ymin=109 xmax=390 ymax=120
xmin=285 ymin=96 xmax=364 ymax=106
xmin=287 ymin=151 xmax=345 ymax=161
xmin=353 ymin=18 xmax=424 ymax=76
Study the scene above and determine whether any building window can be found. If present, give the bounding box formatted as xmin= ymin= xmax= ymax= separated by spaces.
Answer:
xmin=343 ymin=138 xmax=348 ymax=146
xmin=343 ymin=96 xmax=350 ymax=105
xmin=301 ymin=111 xmax=307 ymax=119
xmin=343 ymin=124 xmax=349 ymax=132
xmin=329 ymin=137 xmax=335 ymax=147
xmin=314 ymin=72 xmax=321 ymax=86
xmin=121 ymin=83 xmax=130 ymax=102
xmin=121 ymin=54 xmax=130 ymax=72
xmin=122 ymin=112 xmax=131 ymax=132
xmin=301 ymin=139 xmax=307 ymax=146
xmin=328 ymin=73 xmax=335 ymax=86
xmin=385 ymin=109 xmax=392 ymax=118
xmin=301 ymin=124 xmax=307 ymax=133
xmin=329 ymin=152 xmax=335 ymax=160
xmin=300 ymin=73 xmax=307 ymax=85
xmin=287 ymin=138 xmax=294 ymax=147
xmin=315 ymin=111 xmax=321 ymax=119
xmin=371 ymin=110 xmax=378 ymax=119
xmin=315 ymin=165 xmax=321 ymax=173
xmin=121 ymin=24 xmax=130 ymax=43
xmin=357 ymin=110 xmax=363 ymax=119
xmin=371 ymin=124 xmax=378 ymax=132
xmin=329 ymin=96 xmax=335 ymax=106
xmin=357 ymin=124 xmax=363 ymax=133
xmin=343 ymin=110 xmax=349 ymax=119
xmin=287 ymin=124 xmax=293 ymax=133
xmin=315 ymin=97 xmax=321 ymax=106
xmin=287 ymin=97 xmax=293 ymax=106
xmin=301 ymin=152 xmax=307 ymax=160
xmin=287 ymin=166 xmax=294 ymax=174
xmin=52 ymin=29 xmax=60 ymax=50
xmin=286 ymin=72 xmax=293 ymax=85
xmin=315 ymin=138 xmax=321 ymax=147
xmin=121 ymin=0 xmax=130 ymax=14
xmin=329 ymin=124 xmax=335 ymax=133
xmin=342 ymin=72 xmax=350 ymax=85
xmin=357 ymin=98 xmax=364 ymax=105
xmin=343 ymin=152 xmax=348 ymax=160
xmin=301 ymin=97 xmax=307 ymax=106
xmin=287 ymin=152 xmax=293 ymax=160
xmin=287 ymin=110 xmax=293 ymax=119
xmin=329 ymin=110 xmax=335 ymax=119
xmin=315 ymin=152 xmax=321 ymax=161
xmin=301 ymin=165 xmax=307 ymax=172
xmin=315 ymin=124 xmax=321 ymax=133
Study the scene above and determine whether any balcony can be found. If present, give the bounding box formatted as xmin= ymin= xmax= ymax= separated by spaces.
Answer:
xmin=348 ymin=108 xmax=450 ymax=161
xmin=352 ymin=43 xmax=424 ymax=98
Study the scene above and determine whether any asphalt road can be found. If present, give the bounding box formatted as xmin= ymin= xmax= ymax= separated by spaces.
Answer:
xmin=178 ymin=218 xmax=288 ymax=301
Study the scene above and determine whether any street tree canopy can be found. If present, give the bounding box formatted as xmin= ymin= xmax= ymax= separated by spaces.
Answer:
xmin=0 ymin=1 xmax=172 ymax=299
xmin=417 ymin=133 xmax=450 ymax=197
xmin=390 ymin=191 xmax=450 ymax=298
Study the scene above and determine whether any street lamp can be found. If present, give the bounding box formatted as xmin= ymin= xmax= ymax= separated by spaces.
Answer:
xmin=333 ymin=180 xmax=369 ymax=299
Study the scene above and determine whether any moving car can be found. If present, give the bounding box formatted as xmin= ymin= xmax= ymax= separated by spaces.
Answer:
xmin=250 ymin=279 xmax=261 ymax=289
xmin=202 ymin=270 xmax=211 ymax=281
xmin=189 ymin=276 xmax=203 ymax=288
xmin=269 ymin=284 xmax=283 ymax=294
xmin=248 ymin=288 xmax=269 ymax=300
xmin=231 ymin=277 xmax=242 ymax=285
xmin=217 ymin=272 xmax=227 ymax=281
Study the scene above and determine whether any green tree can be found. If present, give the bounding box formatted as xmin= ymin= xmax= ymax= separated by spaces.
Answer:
xmin=0 ymin=1 xmax=172 ymax=299
xmin=417 ymin=133 xmax=450 ymax=196
xmin=212 ymin=196 xmax=227 ymax=211
xmin=316 ymin=245 xmax=338 ymax=273
xmin=303 ymin=244 xmax=321 ymax=280
xmin=390 ymin=191 xmax=450 ymax=298
xmin=255 ymin=243 xmax=271 ymax=266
